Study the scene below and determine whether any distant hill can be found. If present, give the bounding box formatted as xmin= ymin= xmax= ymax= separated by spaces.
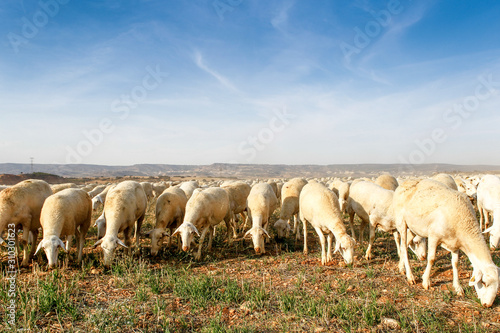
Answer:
xmin=1 ymin=163 xmax=500 ymax=180
xmin=0 ymin=172 xmax=68 ymax=185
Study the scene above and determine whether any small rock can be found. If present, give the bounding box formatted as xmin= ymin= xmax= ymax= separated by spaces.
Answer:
xmin=314 ymin=327 xmax=325 ymax=333
xmin=382 ymin=318 xmax=400 ymax=330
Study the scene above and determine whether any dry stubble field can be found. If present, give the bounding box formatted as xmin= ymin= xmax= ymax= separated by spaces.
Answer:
xmin=2 ymin=187 xmax=500 ymax=333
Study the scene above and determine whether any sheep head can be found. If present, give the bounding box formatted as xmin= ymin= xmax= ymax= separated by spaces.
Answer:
xmin=35 ymin=236 xmax=66 ymax=268
xmin=172 ymin=222 xmax=199 ymax=252
xmin=149 ymin=228 xmax=169 ymax=256
xmin=93 ymin=235 xmax=127 ymax=267
xmin=273 ymin=219 xmax=290 ymax=240
xmin=469 ymin=265 xmax=500 ymax=307
xmin=334 ymin=234 xmax=356 ymax=265
xmin=244 ymin=226 xmax=270 ymax=254
xmin=408 ymin=234 xmax=427 ymax=261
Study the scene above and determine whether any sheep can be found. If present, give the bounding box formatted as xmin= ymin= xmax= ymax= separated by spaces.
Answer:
xmin=273 ymin=178 xmax=307 ymax=240
xmin=140 ymin=182 xmax=154 ymax=201
xmin=477 ymin=175 xmax=500 ymax=247
xmin=172 ymin=187 xmax=229 ymax=260
xmin=346 ymin=180 xmax=426 ymax=260
xmin=221 ymin=181 xmax=251 ymax=238
xmin=147 ymin=187 xmax=187 ymax=256
xmin=299 ymin=182 xmax=356 ymax=265
xmin=152 ymin=182 xmax=169 ymax=198
xmin=394 ymin=179 xmax=500 ymax=307
xmin=92 ymin=184 xmax=115 ymax=211
xmin=93 ymin=181 xmax=147 ymax=267
xmin=244 ymin=183 xmax=278 ymax=254
xmin=50 ymin=183 xmax=78 ymax=194
xmin=431 ymin=173 xmax=458 ymax=191
xmin=179 ymin=180 xmax=199 ymax=200
xmin=0 ymin=185 xmax=10 ymax=192
xmin=87 ymin=184 xmax=107 ymax=198
xmin=0 ymin=179 xmax=52 ymax=267
xmin=35 ymin=188 xmax=92 ymax=267
xmin=80 ymin=184 xmax=96 ymax=192
xmin=374 ymin=174 xmax=398 ymax=191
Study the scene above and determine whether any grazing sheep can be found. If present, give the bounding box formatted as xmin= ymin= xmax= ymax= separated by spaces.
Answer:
xmin=221 ymin=181 xmax=251 ymax=238
xmin=245 ymin=183 xmax=278 ymax=254
xmin=431 ymin=173 xmax=458 ymax=191
xmin=35 ymin=188 xmax=92 ymax=267
xmin=172 ymin=187 xmax=229 ymax=260
xmin=0 ymin=179 xmax=52 ymax=267
xmin=92 ymin=184 xmax=115 ymax=211
xmin=148 ymin=187 xmax=187 ymax=256
xmin=374 ymin=174 xmax=398 ymax=191
xmin=477 ymin=175 xmax=500 ymax=247
xmin=93 ymin=181 xmax=147 ymax=267
xmin=179 ymin=180 xmax=200 ymax=200
xmin=80 ymin=184 xmax=96 ymax=192
xmin=50 ymin=183 xmax=78 ymax=194
xmin=87 ymin=184 xmax=107 ymax=198
xmin=346 ymin=181 xmax=426 ymax=260
xmin=152 ymin=182 xmax=169 ymax=198
xmin=394 ymin=179 xmax=500 ymax=307
xmin=300 ymin=182 xmax=356 ymax=265
xmin=454 ymin=176 xmax=477 ymax=205
xmin=273 ymin=178 xmax=307 ymax=240
xmin=140 ymin=182 xmax=154 ymax=201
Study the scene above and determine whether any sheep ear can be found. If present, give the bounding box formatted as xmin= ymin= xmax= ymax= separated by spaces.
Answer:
xmin=244 ymin=228 xmax=253 ymax=239
xmin=0 ymin=237 xmax=5 ymax=246
xmin=469 ymin=270 xmax=483 ymax=286
xmin=262 ymin=228 xmax=270 ymax=239
xmin=93 ymin=238 xmax=103 ymax=249
xmin=483 ymin=226 xmax=493 ymax=234
xmin=116 ymin=238 xmax=128 ymax=248
xmin=191 ymin=225 xmax=201 ymax=237
xmin=34 ymin=240 xmax=45 ymax=255
xmin=171 ymin=228 xmax=181 ymax=237
xmin=58 ymin=238 xmax=67 ymax=252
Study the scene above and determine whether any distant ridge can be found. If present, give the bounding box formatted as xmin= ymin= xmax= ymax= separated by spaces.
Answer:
xmin=1 ymin=163 xmax=500 ymax=179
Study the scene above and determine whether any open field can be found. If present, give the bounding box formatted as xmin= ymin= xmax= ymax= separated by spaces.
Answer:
xmin=2 ymin=185 xmax=500 ymax=332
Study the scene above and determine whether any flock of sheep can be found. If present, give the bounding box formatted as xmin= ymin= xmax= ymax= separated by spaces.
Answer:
xmin=1 ymin=172 xmax=500 ymax=307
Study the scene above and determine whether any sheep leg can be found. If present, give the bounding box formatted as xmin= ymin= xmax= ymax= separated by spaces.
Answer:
xmin=398 ymin=220 xmax=416 ymax=284
xmin=479 ymin=206 xmax=484 ymax=230
xmin=365 ymin=224 xmax=375 ymax=260
xmin=451 ymin=250 xmax=464 ymax=296
xmin=313 ymin=227 xmax=327 ymax=265
xmin=348 ymin=211 xmax=356 ymax=240
xmin=22 ymin=227 xmax=38 ymax=267
xmin=484 ymin=211 xmax=490 ymax=230
xmin=422 ymin=237 xmax=438 ymax=290
xmin=195 ymin=227 xmax=209 ymax=261
xmin=135 ymin=215 xmax=144 ymax=249
xmin=303 ymin=219 xmax=308 ymax=255
xmin=326 ymin=232 xmax=333 ymax=263
xmin=393 ymin=231 xmax=401 ymax=258
xmin=66 ymin=235 xmax=73 ymax=253
xmin=207 ymin=226 xmax=214 ymax=251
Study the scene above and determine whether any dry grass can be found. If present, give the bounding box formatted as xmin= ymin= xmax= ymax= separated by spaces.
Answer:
xmin=2 ymin=199 xmax=500 ymax=332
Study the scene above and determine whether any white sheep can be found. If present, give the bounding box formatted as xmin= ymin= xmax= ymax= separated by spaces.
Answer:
xmin=395 ymin=178 xmax=500 ymax=307
xmin=172 ymin=187 xmax=229 ymax=260
xmin=273 ymin=178 xmax=307 ymax=240
xmin=35 ymin=188 xmax=92 ymax=267
xmin=152 ymin=181 xmax=169 ymax=198
xmin=0 ymin=179 xmax=53 ymax=267
xmin=140 ymin=182 xmax=154 ymax=201
xmin=477 ymin=175 xmax=500 ymax=247
xmin=92 ymin=184 xmax=115 ymax=211
xmin=347 ymin=180 xmax=426 ymax=260
xmin=87 ymin=184 xmax=107 ymax=198
xmin=93 ymin=181 xmax=147 ymax=267
xmin=221 ymin=181 xmax=251 ymax=238
xmin=148 ymin=187 xmax=187 ymax=256
xmin=244 ymin=183 xmax=278 ymax=254
xmin=374 ymin=174 xmax=398 ymax=191
xmin=431 ymin=173 xmax=458 ymax=190
xmin=179 ymin=180 xmax=199 ymax=200
xmin=50 ymin=183 xmax=78 ymax=194
xmin=300 ymin=182 xmax=356 ymax=265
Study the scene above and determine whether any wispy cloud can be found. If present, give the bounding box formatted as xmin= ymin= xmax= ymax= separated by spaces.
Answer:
xmin=192 ymin=50 xmax=239 ymax=93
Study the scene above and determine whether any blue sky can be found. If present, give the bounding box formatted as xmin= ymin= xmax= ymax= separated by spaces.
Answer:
xmin=1 ymin=0 xmax=500 ymax=166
